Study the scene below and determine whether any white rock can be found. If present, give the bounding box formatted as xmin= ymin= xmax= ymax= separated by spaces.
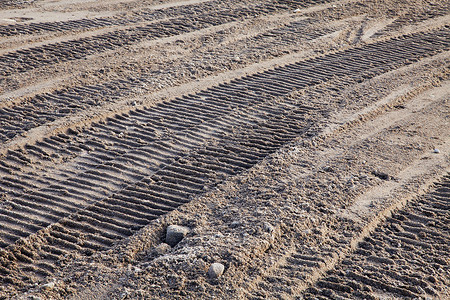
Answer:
xmin=208 ymin=263 xmax=225 ymax=279
xmin=433 ymin=148 xmax=440 ymax=153
xmin=166 ymin=225 xmax=190 ymax=246
xmin=41 ymin=281 xmax=55 ymax=290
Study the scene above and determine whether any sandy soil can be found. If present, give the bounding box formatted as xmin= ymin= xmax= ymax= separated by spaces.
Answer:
xmin=0 ymin=0 xmax=448 ymax=299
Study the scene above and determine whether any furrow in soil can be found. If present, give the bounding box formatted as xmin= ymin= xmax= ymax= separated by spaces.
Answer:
xmin=0 ymin=0 xmax=336 ymax=77
xmin=0 ymin=26 xmax=448 ymax=289
xmin=302 ymin=174 xmax=450 ymax=299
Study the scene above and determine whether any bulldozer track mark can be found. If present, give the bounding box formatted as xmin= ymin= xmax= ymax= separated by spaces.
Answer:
xmin=372 ymin=1 xmax=450 ymax=38
xmin=0 ymin=0 xmax=36 ymax=10
xmin=0 ymin=17 xmax=334 ymax=144
xmin=0 ymin=0 xmax=337 ymax=76
xmin=0 ymin=0 xmax=246 ymax=37
xmin=302 ymin=174 xmax=450 ymax=299
xmin=0 ymin=27 xmax=449 ymax=287
xmin=0 ymin=2 xmax=282 ymax=76
xmin=0 ymin=0 xmax=332 ymax=37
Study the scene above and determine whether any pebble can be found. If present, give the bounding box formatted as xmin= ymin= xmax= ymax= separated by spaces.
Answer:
xmin=208 ymin=263 xmax=225 ymax=279
xmin=433 ymin=148 xmax=440 ymax=153
xmin=323 ymin=166 xmax=334 ymax=172
xmin=263 ymin=222 xmax=274 ymax=233
xmin=230 ymin=221 xmax=242 ymax=228
xmin=214 ymin=232 xmax=224 ymax=238
xmin=41 ymin=281 xmax=55 ymax=290
xmin=166 ymin=225 xmax=190 ymax=246
xmin=153 ymin=243 xmax=171 ymax=255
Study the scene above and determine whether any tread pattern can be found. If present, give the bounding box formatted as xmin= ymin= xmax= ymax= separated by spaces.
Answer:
xmin=0 ymin=0 xmax=335 ymax=37
xmin=0 ymin=0 xmax=237 ymax=37
xmin=0 ymin=18 xmax=334 ymax=143
xmin=372 ymin=1 xmax=450 ymax=38
xmin=0 ymin=27 xmax=449 ymax=287
xmin=0 ymin=1 xmax=291 ymax=76
xmin=303 ymin=174 xmax=450 ymax=299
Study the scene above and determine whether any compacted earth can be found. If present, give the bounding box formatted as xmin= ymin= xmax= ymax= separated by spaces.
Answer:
xmin=0 ymin=0 xmax=448 ymax=299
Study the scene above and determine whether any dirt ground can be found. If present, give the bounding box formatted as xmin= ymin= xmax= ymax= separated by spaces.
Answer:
xmin=0 ymin=0 xmax=448 ymax=299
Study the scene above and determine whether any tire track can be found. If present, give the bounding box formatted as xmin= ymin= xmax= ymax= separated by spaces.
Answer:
xmin=302 ymin=174 xmax=450 ymax=299
xmin=0 ymin=17 xmax=335 ymax=144
xmin=0 ymin=0 xmax=36 ymax=10
xmin=4 ymin=0 xmax=438 ymax=142
xmin=1 ymin=26 xmax=448 ymax=239
xmin=0 ymin=27 xmax=449 ymax=288
xmin=0 ymin=0 xmax=315 ymax=37
xmin=0 ymin=0 xmax=228 ymax=37
xmin=1 ymin=101 xmax=321 ymax=284
xmin=0 ymin=0 xmax=331 ymax=77
xmin=372 ymin=1 xmax=450 ymax=38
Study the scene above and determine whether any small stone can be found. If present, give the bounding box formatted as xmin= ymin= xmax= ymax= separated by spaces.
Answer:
xmin=323 ymin=166 xmax=334 ymax=172
xmin=372 ymin=170 xmax=390 ymax=180
xmin=166 ymin=225 xmax=190 ymax=246
xmin=263 ymin=222 xmax=274 ymax=233
xmin=153 ymin=243 xmax=171 ymax=255
xmin=41 ymin=281 xmax=55 ymax=290
xmin=208 ymin=263 xmax=225 ymax=279
xmin=230 ymin=221 xmax=242 ymax=228
xmin=417 ymin=286 xmax=425 ymax=294
xmin=303 ymin=229 xmax=312 ymax=235
xmin=214 ymin=232 xmax=224 ymax=238
xmin=433 ymin=148 xmax=440 ymax=153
